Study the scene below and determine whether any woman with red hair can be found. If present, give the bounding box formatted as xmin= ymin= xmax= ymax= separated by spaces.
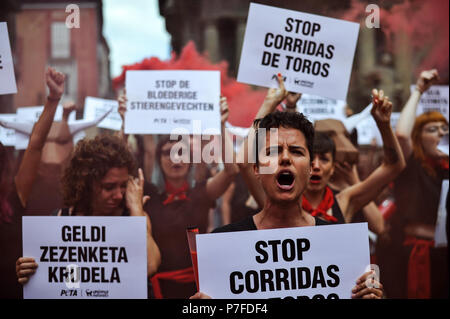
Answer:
xmin=378 ymin=69 xmax=449 ymax=299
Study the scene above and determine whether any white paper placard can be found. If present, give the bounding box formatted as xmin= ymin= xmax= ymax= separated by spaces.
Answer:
xmin=22 ymin=216 xmax=148 ymax=299
xmin=197 ymin=223 xmax=370 ymax=299
xmin=84 ymin=97 xmax=121 ymax=131
xmin=0 ymin=113 xmax=16 ymax=146
xmin=434 ymin=180 xmax=449 ymax=248
xmin=237 ymin=3 xmax=359 ymax=100
xmin=0 ymin=22 xmax=17 ymax=95
xmin=125 ymin=70 xmax=221 ymax=135
xmin=356 ymin=112 xmax=400 ymax=146
xmin=412 ymin=85 xmax=449 ymax=122
xmin=296 ymin=93 xmax=347 ymax=123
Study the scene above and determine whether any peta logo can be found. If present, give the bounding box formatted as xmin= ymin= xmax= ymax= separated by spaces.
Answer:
xmin=293 ymin=78 xmax=314 ymax=88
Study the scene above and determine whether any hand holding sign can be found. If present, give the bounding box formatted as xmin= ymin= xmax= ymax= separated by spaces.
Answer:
xmin=416 ymin=69 xmax=440 ymax=94
xmin=46 ymin=67 xmax=65 ymax=101
xmin=16 ymin=257 xmax=38 ymax=285
xmin=118 ymin=91 xmax=127 ymax=122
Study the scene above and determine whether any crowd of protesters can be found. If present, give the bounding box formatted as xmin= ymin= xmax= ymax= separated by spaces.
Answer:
xmin=0 ymin=65 xmax=448 ymax=299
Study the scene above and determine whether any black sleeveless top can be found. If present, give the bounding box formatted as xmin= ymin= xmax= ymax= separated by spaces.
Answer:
xmin=213 ymin=215 xmax=330 ymax=233
xmin=329 ymin=188 xmax=346 ymax=224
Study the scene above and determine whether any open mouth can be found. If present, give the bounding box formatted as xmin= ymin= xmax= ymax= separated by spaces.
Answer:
xmin=309 ymin=174 xmax=322 ymax=184
xmin=276 ymin=170 xmax=295 ymax=191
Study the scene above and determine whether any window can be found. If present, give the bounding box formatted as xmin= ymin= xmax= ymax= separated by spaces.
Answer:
xmin=51 ymin=22 xmax=70 ymax=58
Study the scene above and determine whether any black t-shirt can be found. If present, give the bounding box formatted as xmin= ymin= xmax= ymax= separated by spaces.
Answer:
xmin=212 ymin=215 xmax=329 ymax=233
xmin=393 ymin=156 xmax=449 ymax=229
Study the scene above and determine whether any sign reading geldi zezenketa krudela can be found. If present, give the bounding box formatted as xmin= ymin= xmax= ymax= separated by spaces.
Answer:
xmin=237 ymin=3 xmax=360 ymax=101
xmin=196 ymin=223 xmax=370 ymax=299
xmin=22 ymin=216 xmax=147 ymax=299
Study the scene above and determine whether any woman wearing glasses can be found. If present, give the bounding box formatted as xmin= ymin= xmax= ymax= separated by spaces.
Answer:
xmin=377 ymin=69 xmax=449 ymax=299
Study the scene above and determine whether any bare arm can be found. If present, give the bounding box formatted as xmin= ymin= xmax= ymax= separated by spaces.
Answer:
xmin=337 ymin=89 xmax=406 ymax=220
xmin=335 ymin=162 xmax=385 ymax=234
xmin=126 ymin=168 xmax=161 ymax=277
xmin=206 ymin=97 xmax=239 ymax=200
xmin=396 ymin=69 xmax=440 ymax=159
xmin=14 ymin=67 xmax=65 ymax=207
xmin=235 ymin=75 xmax=291 ymax=209
xmin=221 ymin=182 xmax=235 ymax=225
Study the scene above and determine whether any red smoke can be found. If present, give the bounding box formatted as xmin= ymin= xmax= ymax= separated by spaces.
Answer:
xmin=338 ymin=0 xmax=449 ymax=79
xmin=112 ymin=42 xmax=266 ymax=127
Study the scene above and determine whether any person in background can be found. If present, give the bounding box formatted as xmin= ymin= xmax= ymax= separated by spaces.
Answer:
xmin=377 ymin=69 xmax=449 ymax=298
xmin=0 ymin=67 xmax=65 ymax=298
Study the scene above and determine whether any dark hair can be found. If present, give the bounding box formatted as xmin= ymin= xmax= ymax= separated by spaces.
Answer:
xmin=61 ymin=134 xmax=136 ymax=214
xmin=254 ymin=111 xmax=315 ymax=166
xmin=313 ymin=132 xmax=336 ymax=161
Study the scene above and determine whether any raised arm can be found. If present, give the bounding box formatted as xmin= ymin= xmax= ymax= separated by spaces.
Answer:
xmin=126 ymin=168 xmax=161 ymax=277
xmin=205 ymin=97 xmax=239 ymax=200
xmin=396 ymin=69 xmax=440 ymax=159
xmin=117 ymin=91 xmax=129 ymax=143
xmin=236 ymin=74 xmax=290 ymax=208
xmin=337 ymin=89 xmax=406 ymax=220
xmin=14 ymin=67 xmax=65 ymax=207
xmin=334 ymin=161 xmax=384 ymax=234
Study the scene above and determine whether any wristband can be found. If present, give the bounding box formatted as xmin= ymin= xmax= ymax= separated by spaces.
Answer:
xmin=47 ymin=95 xmax=61 ymax=102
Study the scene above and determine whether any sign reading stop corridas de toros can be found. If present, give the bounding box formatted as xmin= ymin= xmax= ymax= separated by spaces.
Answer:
xmin=237 ymin=3 xmax=360 ymax=101
xmin=197 ymin=223 xmax=370 ymax=299
xmin=22 ymin=216 xmax=148 ymax=299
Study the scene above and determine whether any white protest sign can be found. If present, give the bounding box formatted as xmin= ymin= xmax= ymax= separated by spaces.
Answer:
xmin=356 ymin=112 xmax=400 ymax=146
xmin=17 ymin=105 xmax=75 ymax=123
xmin=13 ymin=106 xmax=78 ymax=150
xmin=84 ymin=97 xmax=121 ymax=131
xmin=0 ymin=22 xmax=17 ymax=95
xmin=125 ymin=70 xmax=221 ymax=135
xmin=434 ymin=180 xmax=449 ymax=248
xmin=412 ymin=85 xmax=449 ymax=122
xmin=237 ymin=3 xmax=359 ymax=100
xmin=197 ymin=223 xmax=370 ymax=299
xmin=22 ymin=216 xmax=148 ymax=299
xmin=0 ymin=114 xmax=16 ymax=146
xmin=296 ymin=93 xmax=347 ymax=123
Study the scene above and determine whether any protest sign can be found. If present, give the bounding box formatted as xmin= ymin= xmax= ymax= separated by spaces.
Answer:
xmin=84 ymin=97 xmax=121 ymax=131
xmin=413 ymin=85 xmax=449 ymax=122
xmin=296 ymin=93 xmax=347 ymax=123
xmin=22 ymin=216 xmax=148 ymax=299
xmin=0 ymin=114 xmax=16 ymax=146
xmin=0 ymin=22 xmax=17 ymax=95
xmin=197 ymin=223 xmax=370 ymax=299
xmin=434 ymin=180 xmax=449 ymax=248
xmin=125 ymin=70 xmax=221 ymax=135
xmin=237 ymin=3 xmax=359 ymax=100
xmin=356 ymin=112 xmax=400 ymax=146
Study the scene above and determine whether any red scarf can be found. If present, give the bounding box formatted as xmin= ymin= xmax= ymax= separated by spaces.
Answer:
xmin=302 ymin=187 xmax=337 ymax=223
xmin=162 ymin=181 xmax=190 ymax=205
xmin=150 ymin=267 xmax=196 ymax=299
xmin=403 ymin=236 xmax=434 ymax=299
xmin=425 ymin=156 xmax=449 ymax=172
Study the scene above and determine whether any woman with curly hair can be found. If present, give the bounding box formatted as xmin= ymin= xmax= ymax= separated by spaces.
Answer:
xmin=15 ymin=134 xmax=161 ymax=288
xmin=377 ymin=69 xmax=449 ymax=299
